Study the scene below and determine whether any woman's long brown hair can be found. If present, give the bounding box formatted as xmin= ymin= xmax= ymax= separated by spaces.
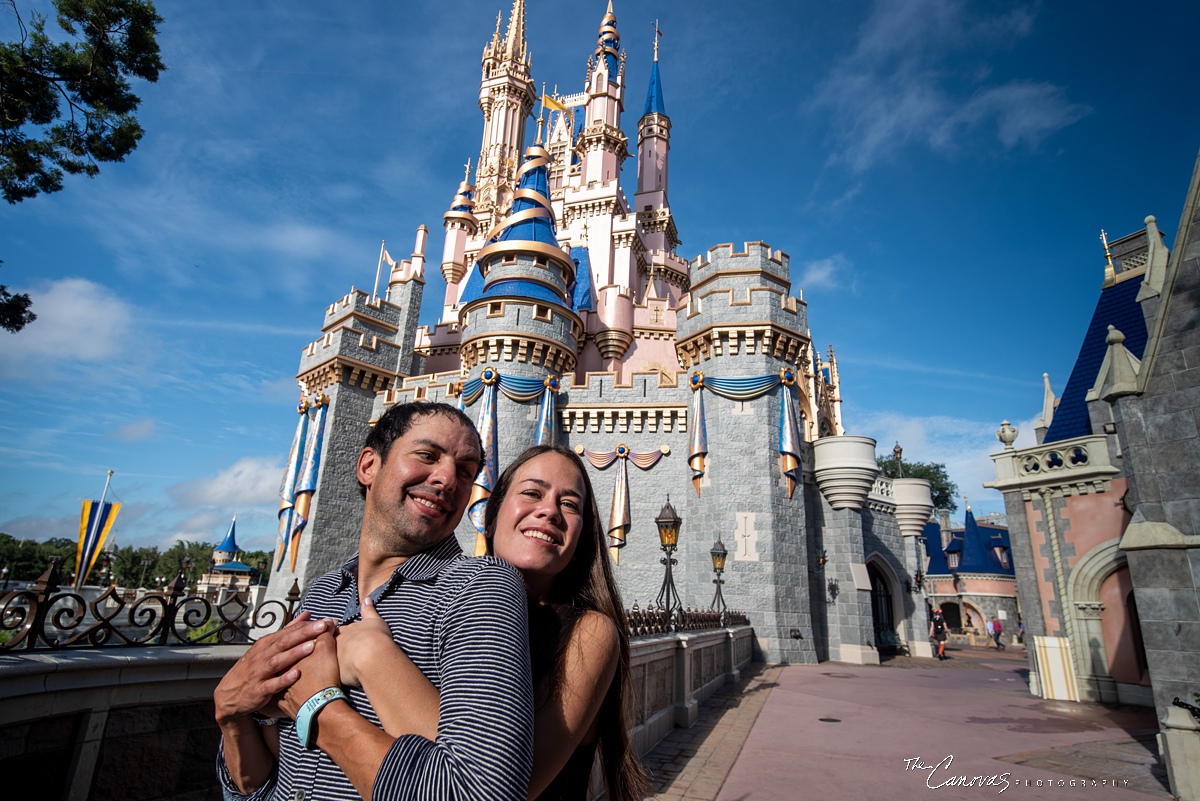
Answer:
xmin=484 ymin=444 xmax=650 ymax=801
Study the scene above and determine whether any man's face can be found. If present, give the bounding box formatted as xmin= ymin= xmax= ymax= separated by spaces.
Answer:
xmin=357 ymin=413 xmax=481 ymax=556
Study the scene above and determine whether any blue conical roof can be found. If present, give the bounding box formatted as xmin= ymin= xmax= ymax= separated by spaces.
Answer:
xmin=922 ymin=520 xmax=950 ymax=574
xmin=496 ymin=150 xmax=557 ymax=247
xmin=644 ymin=60 xmax=666 ymax=117
xmin=215 ymin=516 xmax=239 ymax=554
xmin=957 ymin=509 xmax=1013 ymax=575
xmin=571 ymin=246 xmax=595 ymax=312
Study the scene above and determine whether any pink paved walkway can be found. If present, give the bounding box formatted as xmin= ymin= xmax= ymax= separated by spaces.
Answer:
xmin=716 ymin=646 xmax=1165 ymax=800
xmin=644 ymin=644 xmax=1169 ymax=801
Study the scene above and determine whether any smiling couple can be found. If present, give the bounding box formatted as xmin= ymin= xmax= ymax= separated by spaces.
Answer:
xmin=214 ymin=401 xmax=649 ymax=801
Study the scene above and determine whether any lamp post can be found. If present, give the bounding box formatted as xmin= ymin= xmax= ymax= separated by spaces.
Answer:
xmin=654 ymin=497 xmax=683 ymax=625
xmin=709 ymin=538 xmax=728 ymax=624
xmin=256 ymin=560 xmax=268 ymax=587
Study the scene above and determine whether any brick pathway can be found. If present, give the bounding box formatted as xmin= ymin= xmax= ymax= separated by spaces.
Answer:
xmin=642 ymin=663 xmax=783 ymax=801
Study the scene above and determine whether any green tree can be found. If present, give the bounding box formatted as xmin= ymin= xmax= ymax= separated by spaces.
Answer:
xmin=1 ymin=262 xmax=35 ymax=332
xmin=877 ymin=455 xmax=960 ymax=513
xmin=0 ymin=0 xmax=165 ymax=203
xmin=157 ymin=539 xmax=214 ymax=588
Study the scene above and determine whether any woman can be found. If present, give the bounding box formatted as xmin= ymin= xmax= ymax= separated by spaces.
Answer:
xmin=336 ymin=444 xmax=650 ymax=801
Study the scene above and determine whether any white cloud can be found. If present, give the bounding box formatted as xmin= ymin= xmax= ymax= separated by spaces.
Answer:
xmin=796 ymin=254 xmax=852 ymax=293
xmin=0 ymin=278 xmax=133 ymax=378
xmin=852 ymin=409 xmax=1041 ymax=516
xmin=107 ymin=419 xmax=158 ymax=442
xmin=169 ymin=456 xmax=283 ymax=509
xmin=810 ymin=0 xmax=1088 ymax=172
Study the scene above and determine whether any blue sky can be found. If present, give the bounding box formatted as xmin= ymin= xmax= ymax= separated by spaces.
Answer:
xmin=2 ymin=0 xmax=1197 ymax=551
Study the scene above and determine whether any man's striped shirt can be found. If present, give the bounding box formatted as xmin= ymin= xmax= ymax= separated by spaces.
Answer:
xmin=218 ymin=536 xmax=534 ymax=801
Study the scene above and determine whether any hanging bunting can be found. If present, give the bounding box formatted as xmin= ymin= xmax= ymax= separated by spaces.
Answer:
xmin=75 ymin=497 xmax=121 ymax=589
xmin=289 ymin=393 xmax=329 ymax=571
xmin=779 ymin=368 xmax=803 ymax=499
xmin=468 ymin=368 xmax=500 ymax=555
xmin=577 ymin=444 xmax=668 ymax=563
xmin=275 ymin=398 xmax=310 ymax=571
xmin=688 ymin=368 xmax=806 ymax=498
xmin=535 ymin=375 xmax=561 ymax=446
xmin=688 ymin=372 xmax=708 ymax=496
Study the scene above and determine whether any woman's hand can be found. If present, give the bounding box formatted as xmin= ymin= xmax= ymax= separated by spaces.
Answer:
xmin=278 ymin=626 xmax=342 ymax=719
xmin=337 ymin=597 xmax=394 ymax=688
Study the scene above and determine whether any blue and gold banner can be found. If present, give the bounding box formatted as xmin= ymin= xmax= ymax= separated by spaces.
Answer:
xmin=289 ymin=397 xmax=328 ymax=571
xmin=468 ymin=371 xmax=500 ymax=554
xmin=75 ymin=499 xmax=121 ymax=589
xmin=275 ymin=400 xmax=309 ymax=571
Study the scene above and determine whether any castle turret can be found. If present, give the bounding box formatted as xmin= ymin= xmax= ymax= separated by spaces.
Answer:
xmin=459 ymin=145 xmax=582 ymax=463
xmin=577 ymin=2 xmax=628 ymax=188
xmin=441 ymin=173 xmax=480 ymax=320
xmin=476 ymin=0 xmax=535 ymax=229
xmin=635 ymin=43 xmax=678 ymax=254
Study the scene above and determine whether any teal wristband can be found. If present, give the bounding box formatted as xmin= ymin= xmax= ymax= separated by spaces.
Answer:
xmin=295 ymin=687 xmax=346 ymax=750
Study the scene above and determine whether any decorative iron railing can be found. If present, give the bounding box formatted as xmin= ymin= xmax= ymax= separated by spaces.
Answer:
xmin=2 ymin=561 xmax=747 ymax=653
xmin=0 ymin=560 xmax=300 ymax=652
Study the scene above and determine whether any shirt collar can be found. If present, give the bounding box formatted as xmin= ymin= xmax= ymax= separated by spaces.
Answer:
xmin=336 ymin=534 xmax=465 ymax=595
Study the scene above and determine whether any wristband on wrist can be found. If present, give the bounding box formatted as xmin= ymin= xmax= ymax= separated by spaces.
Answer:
xmin=295 ymin=687 xmax=346 ymax=749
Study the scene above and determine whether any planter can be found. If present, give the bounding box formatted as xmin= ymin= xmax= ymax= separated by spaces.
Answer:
xmin=812 ymin=435 xmax=878 ymax=510
xmin=892 ymin=478 xmax=934 ymax=537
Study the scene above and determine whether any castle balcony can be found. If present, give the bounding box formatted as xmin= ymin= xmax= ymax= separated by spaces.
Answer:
xmin=297 ymin=326 xmax=406 ymax=394
xmin=985 ymin=434 xmax=1119 ymax=500
xmin=675 ymin=322 xmax=809 ymax=371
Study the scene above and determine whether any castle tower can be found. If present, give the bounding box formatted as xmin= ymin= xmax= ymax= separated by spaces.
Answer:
xmin=261 ymin=234 xmax=426 ymax=604
xmin=634 ymin=43 xmax=678 ymax=255
xmin=675 ymin=243 xmax=818 ymax=663
xmin=476 ymin=0 xmax=536 ymax=230
xmin=441 ymin=174 xmax=480 ymax=321
xmin=577 ymin=1 xmax=628 ymax=188
xmin=459 ymin=144 xmax=582 ymax=464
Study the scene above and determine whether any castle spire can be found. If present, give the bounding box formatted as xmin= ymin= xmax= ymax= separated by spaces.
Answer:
xmin=595 ymin=1 xmax=620 ymax=77
xmin=503 ymin=0 xmax=527 ymax=62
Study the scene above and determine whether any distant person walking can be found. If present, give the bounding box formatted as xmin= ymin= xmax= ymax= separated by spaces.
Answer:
xmin=985 ymin=617 xmax=994 ymax=646
xmin=930 ymin=609 xmax=948 ymax=660
xmin=991 ymin=617 xmax=1005 ymax=650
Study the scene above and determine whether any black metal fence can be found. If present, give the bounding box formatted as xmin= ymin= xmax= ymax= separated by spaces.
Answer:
xmin=2 ymin=560 xmax=748 ymax=653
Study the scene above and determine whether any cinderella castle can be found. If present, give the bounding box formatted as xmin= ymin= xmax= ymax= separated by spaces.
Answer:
xmin=262 ymin=0 xmax=941 ymax=665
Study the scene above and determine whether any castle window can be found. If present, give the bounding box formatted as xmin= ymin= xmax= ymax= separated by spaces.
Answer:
xmin=947 ymin=552 xmax=960 ymax=570
xmin=415 ymin=386 xmax=427 ymax=399
xmin=534 ymin=305 xmax=552 ymax=322
xmin=488 ymin=302 xmax=503 ymax=316
xmin=533 ymin=256 xmax=547 ymax=267
xmin=997 ymin=548 xmax=1010 ymax=569
xmin=502 ymin=254 xmax=517 ymax=265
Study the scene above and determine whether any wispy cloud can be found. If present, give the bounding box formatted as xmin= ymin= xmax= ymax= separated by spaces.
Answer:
xmin=854 ymin=409 xmax=1041 ymax=514
xmin=0 ymin=278 xmax=133 ymax=379
xmin=107 ymin=419 xmax=158 ymax=442
xmin=809 ymin=0 xmax=1089 ymax=172
xmin=796 ymin=254 xmax=853 ymax=293
xmin=168 ymin=456 xmax=283 ymax=509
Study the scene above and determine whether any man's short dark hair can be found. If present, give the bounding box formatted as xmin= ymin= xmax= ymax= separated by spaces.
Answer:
xmin=358 ymin=401 xmax=483 ymax=498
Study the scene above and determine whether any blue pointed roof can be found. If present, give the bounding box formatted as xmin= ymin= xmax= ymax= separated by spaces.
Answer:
xmin=459 ymin=263 xmax=485 ymax=306
xmin=215 ymin=560 xmax=252 ymax=573
xmin=1044 ymin=274 xmax=1147 ymax=442
xmin=643 ymin=60 xmax=666 ymax=117
xmin=215 ymin=517 xmax=239 ymax=554
xmin=922 ymin=521 xmax=951 ymax=574
xmin=495 ymin=150 xmax=559 ymax=248
xmin=571 ymin=246 xmax=595 ymax=312
xmin=957 ymin=509 xmax=1013 ymax=575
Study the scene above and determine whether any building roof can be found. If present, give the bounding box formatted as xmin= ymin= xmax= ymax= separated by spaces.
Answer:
xmin=922 ymin=521 xmax=952 ymax=574
xmin=921 ymin=513 xmax=1013 ymax=576
xmin=644 ymin=60 xmax=666 ymax=117
xmin=214 ymin=516 xmax=239 ymax=554
xmin=957 ymin=509 xmax=1013 ymax=575
xmin=1044 ymin=274 xmax=1147 ymax=442
xmin=215 ymin=560 xmax=252 ymax=573
xmin=480 ymin=278 xmax=567 ymax=306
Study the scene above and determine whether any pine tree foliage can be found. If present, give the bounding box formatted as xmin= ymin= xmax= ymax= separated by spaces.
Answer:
xmin=0 ymin=0 xmax=164 ymax=203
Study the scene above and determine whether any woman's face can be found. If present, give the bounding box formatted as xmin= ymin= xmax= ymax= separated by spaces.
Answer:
xmin=490 ymin=451 xmax=588 ymax=599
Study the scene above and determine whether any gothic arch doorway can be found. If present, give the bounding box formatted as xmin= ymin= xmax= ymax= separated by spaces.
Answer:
xmin=868 ymin=563 xmax=895 ymax=647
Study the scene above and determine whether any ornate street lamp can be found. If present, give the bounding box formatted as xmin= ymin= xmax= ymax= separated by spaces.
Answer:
xmin=710 ymin=538 xmax=728 ymax=624
xmin=654 ymin=497 xmax=683 ymax=624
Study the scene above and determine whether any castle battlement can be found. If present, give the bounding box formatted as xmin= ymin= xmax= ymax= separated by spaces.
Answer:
xmin=322 ymin=289 xmax=403 ymax=334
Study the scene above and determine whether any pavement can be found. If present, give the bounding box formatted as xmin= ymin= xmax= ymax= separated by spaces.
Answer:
xmin=643 ymin=643 xmax=1171 ymax=801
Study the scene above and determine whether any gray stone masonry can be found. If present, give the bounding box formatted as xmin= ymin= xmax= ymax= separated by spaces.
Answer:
xmin=387 ymin=276 xmax=425 ymax=377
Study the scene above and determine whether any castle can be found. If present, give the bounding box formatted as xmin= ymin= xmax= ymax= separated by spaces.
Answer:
xmin=263 ymin=0 xmax=940 ymax=665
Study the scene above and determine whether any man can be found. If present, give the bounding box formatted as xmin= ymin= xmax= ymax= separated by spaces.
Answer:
xmin=985 ymin=616 xmax=995 ymax=647
xmin=991 ymin=616 xmax=1005 ymax=650
xmin=214 ymin=402 xmax=533 ymax=800
xmin=930 ymin=609 xmax=948 ymax=660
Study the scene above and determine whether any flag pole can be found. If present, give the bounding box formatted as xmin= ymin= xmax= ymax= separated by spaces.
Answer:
xmin=372 ymin=240 xmax=386 ymax=302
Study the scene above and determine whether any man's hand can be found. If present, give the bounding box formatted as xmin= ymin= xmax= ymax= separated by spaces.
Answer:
xmin=215 ymin=612 xmax=334 ymax=725
xmin=336 ymin=597 xmax=394 ymax=688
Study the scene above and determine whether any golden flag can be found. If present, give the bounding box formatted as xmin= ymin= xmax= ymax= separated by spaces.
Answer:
xmin=541 ymin=94 xmax=574 ymax=128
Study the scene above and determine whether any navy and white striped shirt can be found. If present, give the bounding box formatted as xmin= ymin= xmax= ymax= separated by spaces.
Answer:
xmin=218 ymin=536 xmax=534 ymax=801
